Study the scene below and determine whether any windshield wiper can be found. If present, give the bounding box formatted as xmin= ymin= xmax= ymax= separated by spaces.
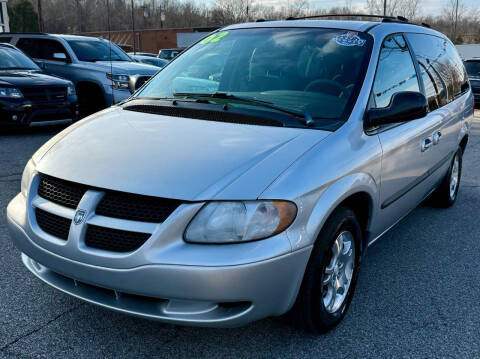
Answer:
xmin=173 ymin=92 xmax=314 ymax=127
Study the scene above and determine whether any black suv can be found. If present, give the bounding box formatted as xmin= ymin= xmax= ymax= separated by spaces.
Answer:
xmin=0 ymin=43 xmax=78 ymax=127
xmin=464 ymin=58 xmax=480 ymax=107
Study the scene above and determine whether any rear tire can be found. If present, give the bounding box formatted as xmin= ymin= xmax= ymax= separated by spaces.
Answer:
xmin=288 ymin=206 xmax=362 ymax=333
xmin=428 ymin=149 xmax=462 ymax=208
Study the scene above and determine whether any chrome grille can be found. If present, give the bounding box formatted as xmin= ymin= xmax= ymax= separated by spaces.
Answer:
xmin=34 ymin=174 xmax=182 ymax=253
xmin=85 ymin=225 xmax=151 ymax=253
xmin=96 ymin=191 xmax=182 ymax=223
xmin=21 ymin=87 xmax=67 ymax=102
xmin=38 ymin=175 xmax=86 ymax=209
xmin=35 ymin=208 xmax=71 ymax=240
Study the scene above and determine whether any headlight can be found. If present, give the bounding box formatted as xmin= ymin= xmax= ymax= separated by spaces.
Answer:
xmin=67 ymin=83 xmax=76 ymax=96
xmin=0 ymin=87 xmax=23 ymax=98
xmin=185 ymin=200 xmax=297 ymax=244
xmin=106 ymin=73 xmax=130 ymax=90
xmin=21 ymin=160 xmax=35 ymax=197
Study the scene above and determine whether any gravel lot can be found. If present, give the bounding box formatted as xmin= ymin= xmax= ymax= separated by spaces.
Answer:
xmin=1 ymin=113 xmax=479 ymax=359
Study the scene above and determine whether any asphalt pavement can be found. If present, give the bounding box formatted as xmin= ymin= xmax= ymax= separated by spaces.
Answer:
xmin=1 ymin=114 xmax=479 ymax=359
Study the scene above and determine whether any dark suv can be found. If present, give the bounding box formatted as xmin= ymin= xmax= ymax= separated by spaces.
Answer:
xmin=0 ymin=43 xmax=78 ymax=128
xmin=464 ymin=59 xmax=480 ymax=107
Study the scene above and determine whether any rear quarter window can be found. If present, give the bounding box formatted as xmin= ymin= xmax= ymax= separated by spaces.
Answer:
xmin=407 ymin=33 xmax=468 ymax=107
xmin=16 ymin=38 xmax=42 ymax=58
xmin=17 ymin=38 xmax=70 ymax=61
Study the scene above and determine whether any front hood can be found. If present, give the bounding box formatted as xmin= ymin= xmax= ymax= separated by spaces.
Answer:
xmin=84 ymin=61 xmax=159 ymax=76
xmin=0 ymin=71 xmax=70 ymax=87
xmin=35 ymin=108 xmax=330 ymax=200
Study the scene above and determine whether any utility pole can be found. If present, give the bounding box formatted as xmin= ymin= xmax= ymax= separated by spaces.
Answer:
xmin=75 ymin=0 xmax=82 ymax=33
xmin=383 ymin=0 xmax=387 ymax=16
xmin=37 ymin=0 xmax=43 ymax=32
xmin=453 ymin=0 xmax=459 ymax=42
xmin=131 ymin=0 xmax=136 ymax=54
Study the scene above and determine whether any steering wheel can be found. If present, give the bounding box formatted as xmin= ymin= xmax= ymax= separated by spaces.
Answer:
xmin=304 ymin=79 xmax=348 ymax=98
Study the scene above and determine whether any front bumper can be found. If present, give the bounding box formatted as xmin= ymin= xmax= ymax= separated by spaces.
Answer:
xmin=7 ymin=192 xmax=311 ymax=327
xmin=0 ymin=97 xmax=78 ymax=127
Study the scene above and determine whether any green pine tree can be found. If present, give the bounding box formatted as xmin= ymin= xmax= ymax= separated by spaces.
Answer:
xmin=8 ymin=0 xmax=39 ymax=32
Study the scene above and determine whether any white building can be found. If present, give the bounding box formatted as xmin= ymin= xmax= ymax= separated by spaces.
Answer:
xmin=0 ymin=0 xmax=9 ymax=32
xmin=456 ymin=44 xmax=480 ymax=60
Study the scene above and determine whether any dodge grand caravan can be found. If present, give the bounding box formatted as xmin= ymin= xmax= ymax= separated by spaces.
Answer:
xmin=6 ymin=18 xmax=474 ymax=332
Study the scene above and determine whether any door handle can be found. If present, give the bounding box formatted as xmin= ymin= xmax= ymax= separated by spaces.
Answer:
xmin=421 ymin=137 xmax=433 ymax=152
xmin=432 ymin=131 xmax=442 ymax=145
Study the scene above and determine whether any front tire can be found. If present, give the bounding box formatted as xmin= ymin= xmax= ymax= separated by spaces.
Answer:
xmin=428 ymin=149 xmax=462 ymax=208
xmin=76 ymin=84 xmax=105 ymax=119
xmin=288 ymin=206 xmax=362 ymax=333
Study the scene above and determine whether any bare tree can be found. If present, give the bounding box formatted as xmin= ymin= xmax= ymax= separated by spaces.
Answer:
xmin=366 ymin=0 xmax=421 ymax=19
xmin=212 ymin=0 xmax=248 ymax=24
xmin=14 ymin=0 xmax=478 ymax=45
xmin=442 ymin=0 xmax=465 ymax=41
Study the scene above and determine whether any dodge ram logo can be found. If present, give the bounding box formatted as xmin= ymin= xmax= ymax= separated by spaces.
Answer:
xmin=74 ymin=210 xmax=86 ymax=225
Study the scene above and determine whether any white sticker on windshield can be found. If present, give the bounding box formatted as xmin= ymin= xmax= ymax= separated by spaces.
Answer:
xmin=333 ymin=31 xmax=366 ymax=47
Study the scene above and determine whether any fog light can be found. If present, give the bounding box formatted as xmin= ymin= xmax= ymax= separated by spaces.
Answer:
xmin=12 ymin=115 xmax=18 ymax=121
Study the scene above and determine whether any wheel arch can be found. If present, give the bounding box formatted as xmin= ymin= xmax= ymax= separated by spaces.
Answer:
xmin=76 ymin=81 xmax=106 ymax=105
xmin=459 ymin=134 xmax=468 ymax=154
xmin=289 ymin=173 xmax=378 ymax=256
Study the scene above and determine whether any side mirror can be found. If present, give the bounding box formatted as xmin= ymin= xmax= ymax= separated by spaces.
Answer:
xmin=367 ymin=91 xmax=428 ymax=128
xmin=128 ymin=75 xmax=150 ymax=94
xmin=53 ymin=53 xmax=70 ymax=63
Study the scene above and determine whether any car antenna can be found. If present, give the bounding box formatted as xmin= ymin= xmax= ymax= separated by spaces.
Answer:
xmin=106 ymin=0 xmax=114 ymax=104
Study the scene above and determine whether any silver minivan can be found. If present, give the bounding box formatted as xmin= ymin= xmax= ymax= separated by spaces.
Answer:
xmin=6 ymin=18 xmax=474 ymax=332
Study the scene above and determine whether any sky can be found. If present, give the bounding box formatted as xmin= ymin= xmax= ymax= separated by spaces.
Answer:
xmin=196 ymin=0 xmax=479 ymax=16
xmin=307 ymin=0 xmax=479 ymax=15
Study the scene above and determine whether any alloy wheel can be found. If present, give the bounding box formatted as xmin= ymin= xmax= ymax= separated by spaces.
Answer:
xmin=321 ymin=231 xmax=355 ymax=314
xmin=450 ymin=153 xmax=460 ymax=200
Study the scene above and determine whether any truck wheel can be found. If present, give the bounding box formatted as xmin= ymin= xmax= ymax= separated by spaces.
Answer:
xmin=288 ymin=206 xmax=362 ymax=333
xmin=428 ymin=149 xmax=462 ymax=208
xmin=77 ymin=84 xmax=105 ymax=119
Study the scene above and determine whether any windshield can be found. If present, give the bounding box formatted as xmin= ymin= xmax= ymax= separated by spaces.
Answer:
xmin=137 ymin=28 xmax=372 ymax=128
xmin=465 ymin=60 xmax=480 ymax=77
xmin=0 ymin=47 xmax=40 ymax=70
xmin=159 ymin=50 xmax=181 ymax=60
xmin=67 ymin=40 xmax=132 ymax=62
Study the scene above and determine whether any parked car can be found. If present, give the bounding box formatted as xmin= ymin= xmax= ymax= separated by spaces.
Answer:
xmin=0 ymin=43 xmax=78 ymax=128
xmin=464 ymin=58 xmax=480 ymax=107
xmin=127 ymin=52 xmax=158 ymax=58
xmin=158 ymin=48 xmax=182 ymax=60
xmin=7 ymin=18 xmax=473 ymax=332
xmin=0 ymin=34 xmax=159 ymax=118
xmin=456 ymin=44 xmax=480 ymax=61
xmin=131 ymin=54 xmax=169 ymax=68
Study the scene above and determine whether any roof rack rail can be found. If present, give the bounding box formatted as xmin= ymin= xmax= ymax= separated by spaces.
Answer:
xmin=285 ymin=13 xmax=409 ymax=22
xmin=284 ymin=13 xmax=438 ymax=29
